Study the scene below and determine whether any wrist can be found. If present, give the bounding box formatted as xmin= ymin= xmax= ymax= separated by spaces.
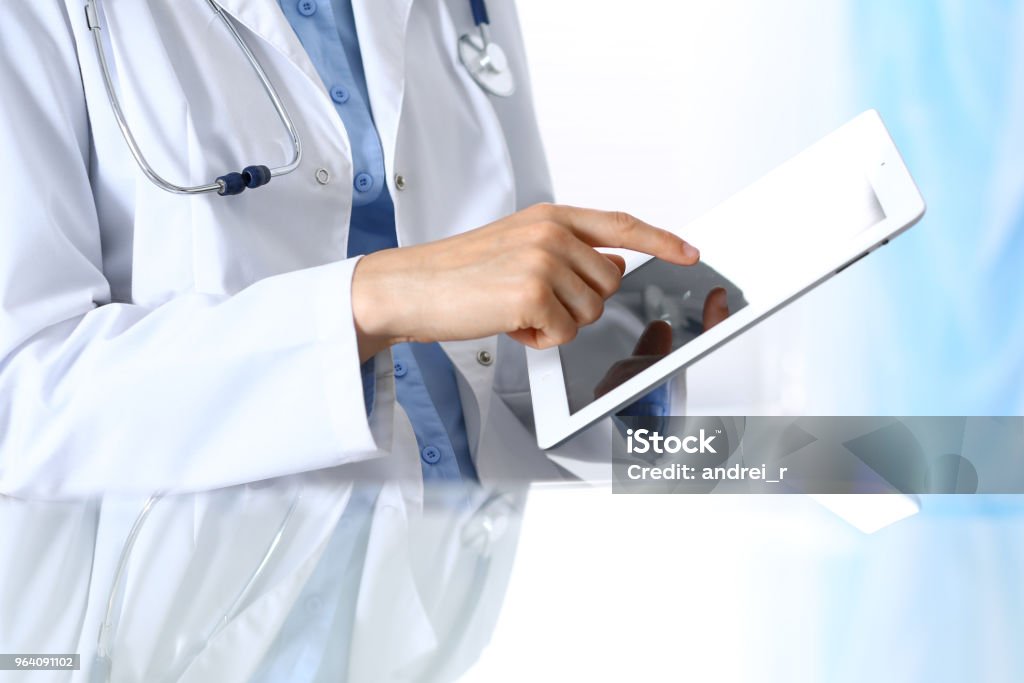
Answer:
xmin=351 ymin=250 xmax=408 ymax=361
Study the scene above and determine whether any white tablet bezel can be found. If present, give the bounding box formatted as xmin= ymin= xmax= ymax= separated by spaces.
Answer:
xmin=527 ymin=110 xmax=926 ymax=450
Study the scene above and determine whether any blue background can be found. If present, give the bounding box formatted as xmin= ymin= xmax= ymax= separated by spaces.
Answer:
xmin=852 ymin=1 xmax=1024 ymax=413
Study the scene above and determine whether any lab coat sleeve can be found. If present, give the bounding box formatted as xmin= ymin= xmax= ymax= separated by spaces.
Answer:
xmin=0 ymin=4 xmax=389 ymax=498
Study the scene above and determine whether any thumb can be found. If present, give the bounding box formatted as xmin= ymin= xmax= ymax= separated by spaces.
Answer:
xmin=632 ymin=319 xmax=673 ymax=356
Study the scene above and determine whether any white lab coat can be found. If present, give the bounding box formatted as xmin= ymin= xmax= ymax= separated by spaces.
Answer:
xmin=0 ymin=0 xmax=613 ymax=680
xmin=0 ymin=0 xmax=593 ymax=498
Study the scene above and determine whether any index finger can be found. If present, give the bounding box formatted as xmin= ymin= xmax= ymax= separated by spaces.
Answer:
xmin=554 ymin=205 xmax=700 ymax=265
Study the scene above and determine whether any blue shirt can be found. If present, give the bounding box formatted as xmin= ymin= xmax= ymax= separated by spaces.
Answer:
xmin=254 ymin=3 xmax=664 ymax=677
xmin=277 ymin=0 xmax=477 ymax=487
xmin=252 ymin=2 xmax=475 ymax=680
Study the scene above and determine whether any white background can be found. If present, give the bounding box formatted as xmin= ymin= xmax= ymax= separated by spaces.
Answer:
xmin=459 ymin=3 xmax=1023 ymax=682
xmin=511 ymin=0 xmax=878 ymax=415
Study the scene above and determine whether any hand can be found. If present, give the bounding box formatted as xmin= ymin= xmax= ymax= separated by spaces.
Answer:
xmin=351 ymin=203 xmax=700 ymax=362
xmin=594 ymin=287 xmax=730 ymax=398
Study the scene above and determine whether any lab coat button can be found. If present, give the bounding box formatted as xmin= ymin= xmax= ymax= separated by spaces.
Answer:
xmin=393 ymin=361 xmax=407 ymax=377
xmin=353 ymin=172 xmax=373 ymax=192
xmin=297 ymin=0 xmax=317 ymax=17
xmin=330 ymin=86 xmax=350 ymax=104
xmin=421 ymin=446 xmax=442 ymax=465
xmin=394 ymin=174 xmax=406 ymax=191
xmin=315 ymin=168 xmax=330 ymax=185
xmin=476 ymin=349 xmax=493 ymax=366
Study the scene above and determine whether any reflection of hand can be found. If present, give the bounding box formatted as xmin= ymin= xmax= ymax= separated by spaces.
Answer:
xmin=594 ymin=287 xmax=729 ymax=398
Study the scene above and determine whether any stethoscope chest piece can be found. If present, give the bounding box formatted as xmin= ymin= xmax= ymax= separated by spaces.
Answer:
xmin=458 ymin=32 xmax=516 ymax=98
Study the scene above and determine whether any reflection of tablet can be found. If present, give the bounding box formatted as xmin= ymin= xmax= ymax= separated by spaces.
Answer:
xmin=527 ymin=110 xmax=926 ymax=449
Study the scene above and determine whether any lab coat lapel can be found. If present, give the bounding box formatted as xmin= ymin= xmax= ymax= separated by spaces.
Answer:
xmin=211 ymin=0 xmax=325 ymax=90
xmin=350 ymin=0 xmax=416 ymax=177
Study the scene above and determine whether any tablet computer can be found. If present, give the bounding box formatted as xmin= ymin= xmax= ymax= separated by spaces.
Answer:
xmin=527 ymin=110 xmax=926 ymax=449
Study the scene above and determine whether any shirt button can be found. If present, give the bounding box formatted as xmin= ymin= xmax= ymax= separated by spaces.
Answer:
xmin=297 ymin=0 xmax=317 ymax=16
xmin=476 ymin=349 xmax=494 ymax=366
xmin=315 ymin=167 xmax=330 ymax=185
xmin=421 ymin=446 xmax=442 ymax=465
xmin=330 ymin=85 xmax=350 ymax=104
xmin=394 ymin=174 xmax=407 ymax=191
xmin=393 ymin=361 xmax=407 ymax=377
xmin=354 ymin=172 xmax=374 ymax=193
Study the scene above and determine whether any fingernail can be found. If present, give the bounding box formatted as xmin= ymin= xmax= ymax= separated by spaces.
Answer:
xmin=683 ymin=243 xmax=700 ymax=261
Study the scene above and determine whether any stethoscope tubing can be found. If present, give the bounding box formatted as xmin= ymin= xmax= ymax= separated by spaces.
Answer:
xmin=85 ymin=0 xmax=302 ymax=196
xmin=93 ymin=488 xmax=302 ymax=683
xmin=84 ymin=0 xmax=509 ymax=197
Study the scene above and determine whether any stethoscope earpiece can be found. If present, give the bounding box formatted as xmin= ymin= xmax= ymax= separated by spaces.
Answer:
xmin=85 ymin=0 xmax=301 ymax=198
xmin=85 ymin=0 xmax=510 ymax=200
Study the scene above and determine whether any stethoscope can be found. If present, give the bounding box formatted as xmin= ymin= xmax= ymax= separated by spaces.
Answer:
xmin=91 ymin=488 xmax=303 ymax=683
xmin=91 ymin=486 xmax=518 ymax=682
xmin=84 ymin=0 xmax=514 ymax=198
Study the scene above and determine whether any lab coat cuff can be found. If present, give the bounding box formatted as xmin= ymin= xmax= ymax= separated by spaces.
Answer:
xmin=319 ymin=256 xmax=394 ymax=459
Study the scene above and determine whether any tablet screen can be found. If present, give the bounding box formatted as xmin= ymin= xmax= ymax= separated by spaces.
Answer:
xmin=558 ymin=148 xmax=887 ymax=414
xmin=558 ymin=258 xmax=749 ymax=414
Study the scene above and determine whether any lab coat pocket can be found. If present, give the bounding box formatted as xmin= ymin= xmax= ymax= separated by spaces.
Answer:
xmin=96 ymin=0 xmax=343 ymax=299
xmin=93 ymin=0 xmax=204 ymax=304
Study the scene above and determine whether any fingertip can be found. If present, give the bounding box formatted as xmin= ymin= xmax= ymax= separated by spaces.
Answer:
xmin=702 ymin=287 xmax=730 ymax=331
xmin=681 ymin=242 xmax=700 ymax=263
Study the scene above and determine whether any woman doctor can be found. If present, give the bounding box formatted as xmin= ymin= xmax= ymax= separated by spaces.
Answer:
xmin=0 ymin=0 xmax=699 ymax=498
xmin=0 ymin=1 xmax=703 ymax=679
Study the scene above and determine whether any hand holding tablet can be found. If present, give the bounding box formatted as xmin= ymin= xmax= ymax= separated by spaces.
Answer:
xmin=351 ymin=203 xmax=702 ymax=362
